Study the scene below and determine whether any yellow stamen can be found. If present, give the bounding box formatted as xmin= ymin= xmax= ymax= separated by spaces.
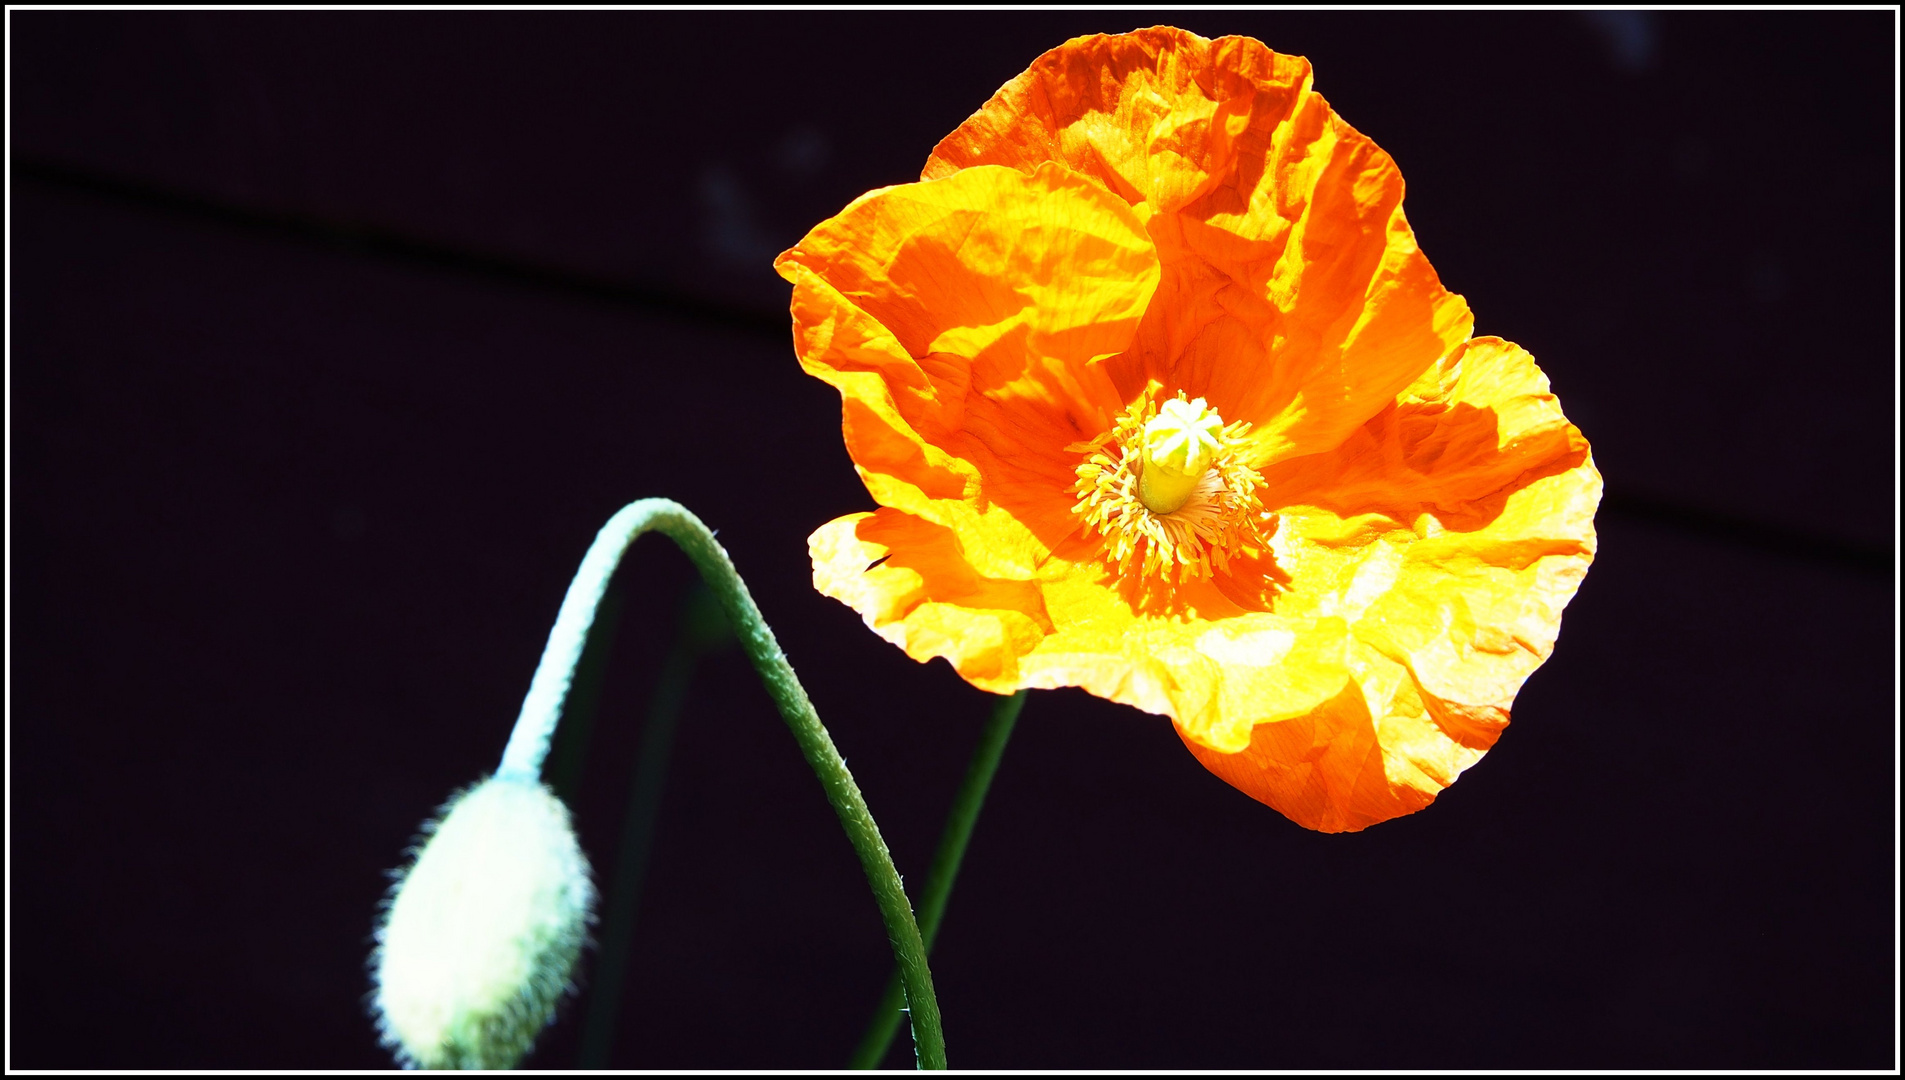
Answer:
xmin=1068 ymin=387 xmax=1274 ymax=583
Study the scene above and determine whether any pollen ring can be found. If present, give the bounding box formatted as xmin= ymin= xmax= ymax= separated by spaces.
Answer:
xmin=1069 ymin=386 xmax=1275 ymax=582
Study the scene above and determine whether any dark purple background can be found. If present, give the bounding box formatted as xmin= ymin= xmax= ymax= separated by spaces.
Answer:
xmin=10 ymin=10 xmax=1895 ymax=1070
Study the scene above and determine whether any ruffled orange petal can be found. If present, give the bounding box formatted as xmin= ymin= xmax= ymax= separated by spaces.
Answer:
xmin=810 ymin=510 xmax=1052 ymax=689
xmin=926 ymin=27 xmax=1312 ymax=217
xmin=1025 ymin=563 xmax=1356 ymax=756
xmin=1179 ymin=683 xmax=1433 ymax=834
xmin=777 ymin=162 xmax=1161 ymax=577
xmin=1184 ymin=337 xmax=1601 ymax=830
xmin=811 ymin=506 xmax=1360 ymax=758
xmin=925 ymin=27 xmax=1472 ymax=467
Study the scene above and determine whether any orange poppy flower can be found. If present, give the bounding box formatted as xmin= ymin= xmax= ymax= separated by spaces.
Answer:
xmin=775 ymin=27 xmax=1600 ymax=832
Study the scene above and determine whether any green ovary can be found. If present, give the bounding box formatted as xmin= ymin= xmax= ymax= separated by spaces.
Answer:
xmin=1138 ymin=397 xmax=1223 ymax=515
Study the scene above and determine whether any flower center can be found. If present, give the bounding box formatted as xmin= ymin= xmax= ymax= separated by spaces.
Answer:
xmin=1069 ymin=388 xmax=1273 ymax=582
xmin=1138 ymin=397 xmax=1223 ymax=514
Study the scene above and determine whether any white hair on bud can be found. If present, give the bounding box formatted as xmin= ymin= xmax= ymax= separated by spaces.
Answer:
xmin=371 ymin=776 xmax=595 ymax=1070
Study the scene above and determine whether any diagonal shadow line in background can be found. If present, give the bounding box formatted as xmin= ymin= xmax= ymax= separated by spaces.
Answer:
xmin=1598 ymin=491 xmax=1891 ymax=576
xmin=11 ymin=158 xmax=790 ymax=338
xmin=11 ymin=158 xmax=1895 ymax=578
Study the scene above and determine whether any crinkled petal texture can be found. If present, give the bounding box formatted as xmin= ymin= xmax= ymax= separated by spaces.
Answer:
xmin=782 ymin=27 xmax=1600 ymax=833
xmin=778 ymin=161 xmax=1159 ymax=579
xmin=925 ymin=26 xmax=1475 ymax=468
xmin=1180 ymin=337 xmax=1598 ymax=831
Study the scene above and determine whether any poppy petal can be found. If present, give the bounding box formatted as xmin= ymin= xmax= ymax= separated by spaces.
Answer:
xmin=810 ymin=510 xmax=1053 ymax=688
xmin=779 ymin=162 xmax=1161 ymax=576
xmin=925 ymin=27 xmax=1473 ymax=466
xmin=1187 ymin=337 xmax=1601 ymax=830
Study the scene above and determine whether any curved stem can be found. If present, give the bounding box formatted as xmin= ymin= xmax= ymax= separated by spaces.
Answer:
xmin=541 ymin=586 xmax=625 ymax=806
xmin=850 ymin=690 xmax=1025 ymax=1069
xmin=495 ymin=499 xmax=946 ymax=1069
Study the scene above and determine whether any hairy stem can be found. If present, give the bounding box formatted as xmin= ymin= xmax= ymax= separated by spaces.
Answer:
xmin=542 ymin=586 xmax=624 ymax=807
xmin=495 ymin=499 xmax=946 ymax=1069
xmin=850 ymin=690 xmax=1025 ymax=1069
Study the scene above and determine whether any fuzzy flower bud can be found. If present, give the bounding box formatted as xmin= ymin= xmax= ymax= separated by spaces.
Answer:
xmin=372 ymin=776 xmax=595 ymax=1070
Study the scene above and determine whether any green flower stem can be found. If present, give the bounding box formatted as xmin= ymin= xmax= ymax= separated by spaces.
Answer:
xmin=495 ymin=498 xmax=946 ymax=1070
xmin=850 ymin=690 xmax=1026 ymax=1070
xmin=541 ymin=586 xmax=625 ymax=806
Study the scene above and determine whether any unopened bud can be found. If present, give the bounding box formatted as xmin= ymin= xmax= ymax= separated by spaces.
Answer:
xmin=372 ymin=776 xmax=595 ymax=1070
